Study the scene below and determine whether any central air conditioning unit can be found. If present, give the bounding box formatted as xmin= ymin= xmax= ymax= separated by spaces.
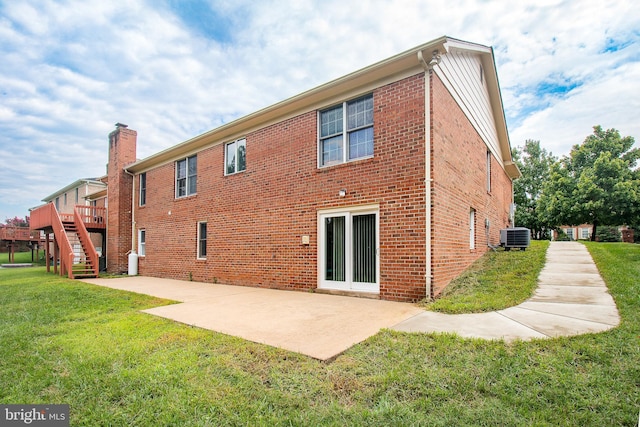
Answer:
xmin=500 ymin=227 xmax=530 ymax=251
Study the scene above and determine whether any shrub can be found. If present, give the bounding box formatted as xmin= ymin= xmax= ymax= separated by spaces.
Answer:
xmin=595 ymin=226 xmax=621 ymax=242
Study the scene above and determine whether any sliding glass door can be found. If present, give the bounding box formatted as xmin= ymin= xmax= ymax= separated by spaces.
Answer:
xmin=319 ymin=208 xmax=379 ymax=293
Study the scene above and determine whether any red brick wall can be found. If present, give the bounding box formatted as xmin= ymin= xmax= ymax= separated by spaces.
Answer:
xmin=135 ymin=73 xmax=428 ymax=301
xmin=132 ymin=72 xmax=513 ymax=301
xmin=107 ymin=126 xmax=136 ymax=273
xmin=430 ymin=73 xmax=513 ymax=296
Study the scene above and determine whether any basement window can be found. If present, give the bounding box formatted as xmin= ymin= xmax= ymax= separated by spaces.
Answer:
xmin=486 ymin=151 xmax=492 ymax=193
xmin=197 ymin=221 xmax=207 ymax=260
xmin=469 ymin=208 xmax=476 ymax=250
xmin=138 ymin=229 xmax=146 ymax=257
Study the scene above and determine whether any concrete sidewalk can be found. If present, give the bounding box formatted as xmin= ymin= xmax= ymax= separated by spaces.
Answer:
xmin=392 ymin=241 xmax=620 ymax=340
xmin=81 ymin=241 xmax=620 ymax=360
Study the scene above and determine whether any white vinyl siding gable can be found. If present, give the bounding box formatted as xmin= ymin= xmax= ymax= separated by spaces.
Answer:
xmin=436 ymin=49 xmax=501 ymax=163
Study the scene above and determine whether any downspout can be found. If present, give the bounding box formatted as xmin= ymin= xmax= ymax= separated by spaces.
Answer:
xmin=125 ymin=169 xmax=136 ymax=253
xmin=418 ymin=49 xmax=440 ymax=301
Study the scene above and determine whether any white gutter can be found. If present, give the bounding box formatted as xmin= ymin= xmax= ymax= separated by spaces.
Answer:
xmin=418 ymin=49 xmax=441 ymax=301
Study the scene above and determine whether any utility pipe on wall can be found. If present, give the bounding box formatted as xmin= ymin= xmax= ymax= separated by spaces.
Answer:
xmin=418 ymin=49 xmax=440 ymax=300
xmin=125 ymin=169 xmax=137 ymax=253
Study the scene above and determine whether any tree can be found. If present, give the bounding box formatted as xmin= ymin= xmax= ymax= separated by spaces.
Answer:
xmin=3 ymin=216 xmax=29 ymax=228
xmin=538 ymin=126 xmax=640 ymax=240
xmin=512 ymin=140 xmax=556 ymax=239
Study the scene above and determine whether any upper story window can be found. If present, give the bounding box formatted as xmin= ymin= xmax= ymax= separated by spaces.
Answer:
xmin=75 ymin=188 xmax=79 ymax=204
xmin=319 ymin=94 xmax=374 ymax=167
xmin=176 ymin=155 xmax=197 ymax=198
xmin=225 ymin=138 xmax=246 ymax=175
xmin=139 ymin=173 xmax=147 ymax=206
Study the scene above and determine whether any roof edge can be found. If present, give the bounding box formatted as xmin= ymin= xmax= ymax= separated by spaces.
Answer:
xmin=42 ymin=179 xmax=107 ymax=203
xmin=127 ymin=36 xmax=455 ymax=173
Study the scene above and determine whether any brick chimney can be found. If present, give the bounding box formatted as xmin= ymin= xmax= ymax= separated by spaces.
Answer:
xmin=107 ymin=123 xmax=137 ymax=273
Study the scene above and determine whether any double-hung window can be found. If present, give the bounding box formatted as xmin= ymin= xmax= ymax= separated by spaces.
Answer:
xmin=138 ymin=229 xmax=146 ymax=256
xmin=139 ymin=173 xmax=147 ymax=206
xmin=197 ymin=221 xmax=207 ymax=259
xmin=176 ymin=155 xmax=197 ymax=198
xmin=225 ymin=138 xmax=246 ymax=175
xmin=319 ymin=94 xmax=373 ymax=167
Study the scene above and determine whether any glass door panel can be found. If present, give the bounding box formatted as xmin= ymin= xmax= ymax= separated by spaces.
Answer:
xmin=352 ymin=214 xmax=376 ymax=283
xmin=324 ymin=216 xmax=345 ymax=282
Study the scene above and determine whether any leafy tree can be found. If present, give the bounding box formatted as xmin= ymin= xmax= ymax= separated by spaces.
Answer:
xmin=3 ymin=216 xmax=29 ymax=227
xmin=512 ymin=140 xmax=556 ymax=239
xmin=539 ymin=126 xmax=640 ymax=240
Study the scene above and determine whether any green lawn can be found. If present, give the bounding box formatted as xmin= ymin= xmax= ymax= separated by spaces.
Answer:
xmin=424 ymin=240 xmax=549 ymax=313
xmin=0 ymin=243 xmax=638 ymax=426
xmin=0 ymin=250 xmax=45 ymax=265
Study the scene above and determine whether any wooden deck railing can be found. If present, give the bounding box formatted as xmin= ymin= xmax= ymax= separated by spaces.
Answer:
xmin=31 ymin=204 xmax=106 ymax=230
xmin=29 ymin=203 xmax=75 ymax=278
xmin=0 ymin=226 xmax=39 ymax=241
xmin=74 ymin=206 xmax=99 ymax=277
xmin=30 ymin=204 xmax=53 ymax=230
xmin=75 ymin=205 xmax=107 ymax=229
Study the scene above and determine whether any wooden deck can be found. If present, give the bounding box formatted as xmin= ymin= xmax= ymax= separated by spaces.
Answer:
xmin=0 ymin=226 xmax=40 ymax=242
xmin=31 ymin=205 xmax=106 ymax=232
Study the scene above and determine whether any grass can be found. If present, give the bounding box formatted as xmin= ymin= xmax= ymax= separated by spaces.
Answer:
xmin=0 ymin=250 xmax=46 ymax=265
xmin=424 ymin=240 xmax=549 ymax=313
xmin=0 ymin=243 xmax=638 ymax=426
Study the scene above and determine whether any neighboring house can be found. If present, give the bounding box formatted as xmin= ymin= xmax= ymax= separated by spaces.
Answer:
xmin=553 ymin=224 xmax=634 ymax=243
xmin=33 ymin=36 xmax=521 ymax=301
xmin=554 ymin=224 xmax=594 ymax=241
xmin=40 ymin=178 xmax=107 ymax=216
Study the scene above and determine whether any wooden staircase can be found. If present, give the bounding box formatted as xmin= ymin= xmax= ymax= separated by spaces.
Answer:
xmin=30 ymin=203 xmax=103 ymax=280
xmin=63 ymin=220 xmax=98 ymax=279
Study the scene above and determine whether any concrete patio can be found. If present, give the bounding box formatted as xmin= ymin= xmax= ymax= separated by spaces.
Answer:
xmin=81 ymin=241 xmax=620 ymax=360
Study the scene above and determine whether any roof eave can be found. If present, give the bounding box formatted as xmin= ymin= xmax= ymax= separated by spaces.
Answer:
xmin=126 ymin=36 xmax=451 ymax=174
xmin=41 ymin=179 xmax=107 ymax=202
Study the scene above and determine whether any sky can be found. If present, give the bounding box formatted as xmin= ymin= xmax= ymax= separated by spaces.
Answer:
xmin=0 ymin=0 xmax=638 ymax=221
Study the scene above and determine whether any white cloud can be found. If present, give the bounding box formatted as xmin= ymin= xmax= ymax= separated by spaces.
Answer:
xmin=510 ymin=59 xmax=640 ymax=155
xmin=0 ymin=0 xmax=639 ymax=220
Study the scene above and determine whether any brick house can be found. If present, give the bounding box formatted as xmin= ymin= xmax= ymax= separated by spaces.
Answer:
xmin=34 ymin=36 xmax=520 ymax=301
xmin=553 ymin=224 xmax=635 ymax=243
